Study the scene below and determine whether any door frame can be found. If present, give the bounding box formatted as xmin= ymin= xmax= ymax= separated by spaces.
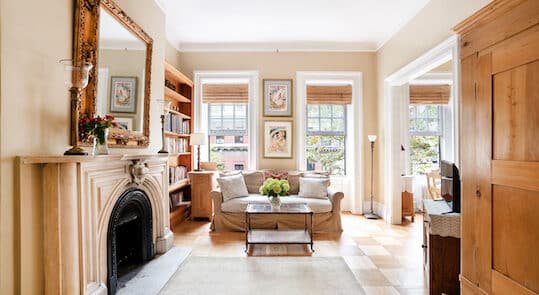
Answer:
xmin=382 ymin=35 xmax=460 ymax=224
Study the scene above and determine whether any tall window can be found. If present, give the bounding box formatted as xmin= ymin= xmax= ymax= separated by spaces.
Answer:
xmin=208 ymin=103 xmax=249 ymax=171
xmin=409 ymin=104 xmax=442 ymax=174
xmin=306 ymin=104 xmax=346 ymax=175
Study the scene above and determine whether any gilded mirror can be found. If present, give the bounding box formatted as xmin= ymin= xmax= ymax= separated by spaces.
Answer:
xmin=74 ymin=0 xmax=153 ymax=147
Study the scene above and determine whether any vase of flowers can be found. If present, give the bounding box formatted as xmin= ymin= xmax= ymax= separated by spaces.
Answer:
xmin=80 ymin=115 xmax=117 ymax=155
xmin=259 ymin=178 xmax=290 ymax=210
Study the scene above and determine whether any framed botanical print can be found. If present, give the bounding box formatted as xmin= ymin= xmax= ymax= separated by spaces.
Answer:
xmin=264 ymin=120 xmax=292 ymax=158
xmin=110 ymin=76 xmax=137 ymax=113
xmin=263 ymin=79 xmax=292 ymax=117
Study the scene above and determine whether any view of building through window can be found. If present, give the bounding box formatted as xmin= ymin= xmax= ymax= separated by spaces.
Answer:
xmin=409 ymin=104 xmax=442 ymax=174
xmin=208 ymin=103 xmax=249 ymax=171
xmin=306 ymin=104 xmax=346 ymax=175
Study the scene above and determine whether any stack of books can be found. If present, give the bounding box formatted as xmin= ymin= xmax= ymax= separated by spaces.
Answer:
xmin=166 ymin=137 xmax=188 ymax=154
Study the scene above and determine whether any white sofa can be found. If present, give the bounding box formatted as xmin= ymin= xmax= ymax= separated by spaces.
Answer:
xmin=210 ymin=170 xmax=344 ymax=232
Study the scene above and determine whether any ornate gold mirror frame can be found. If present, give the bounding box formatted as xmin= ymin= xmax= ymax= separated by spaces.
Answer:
xmin=74 ymin=0 xmax=153 ymax=147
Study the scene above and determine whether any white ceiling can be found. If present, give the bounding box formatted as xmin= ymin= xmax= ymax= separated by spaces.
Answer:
xmin=99 ymin=7 xmax=145 ymax=50
xmin=159 ymin=0 xmax=431 ymax=52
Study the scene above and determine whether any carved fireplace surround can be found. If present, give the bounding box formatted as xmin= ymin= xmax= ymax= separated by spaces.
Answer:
xmin=20 ymin=155 xmax=173 ymax=295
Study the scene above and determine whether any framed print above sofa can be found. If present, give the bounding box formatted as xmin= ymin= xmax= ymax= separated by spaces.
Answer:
xmin=264 ymin=120 xmax=292 ymax=158
xmin=263 ymin=79 xmax=292 ymax=116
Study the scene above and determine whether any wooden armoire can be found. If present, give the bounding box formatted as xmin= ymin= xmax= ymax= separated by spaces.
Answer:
xmin=454 ymin=0 xmax=539 ymax=294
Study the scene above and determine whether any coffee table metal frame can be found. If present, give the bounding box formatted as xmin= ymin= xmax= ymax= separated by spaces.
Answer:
xmin=244 ymin=203 xmax=314 ymax=253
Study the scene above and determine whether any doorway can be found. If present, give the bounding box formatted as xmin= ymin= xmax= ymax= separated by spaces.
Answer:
xmin=382 ymin=36 xmax=460 ymax=224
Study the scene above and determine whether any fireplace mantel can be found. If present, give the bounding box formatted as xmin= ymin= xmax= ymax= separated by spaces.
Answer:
xmin=20 ymin=154 xmax=173 ymax=295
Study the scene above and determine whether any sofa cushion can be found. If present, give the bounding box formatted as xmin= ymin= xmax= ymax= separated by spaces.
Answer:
xmin=242 ymin=171 xmax=265 ymax=194
xmin=221 ymin=194 xmax=332 ymax=213
xmin=298 ymin=177 xmax=329 ymax=199
xmin=216 ymin=174 xmax=249 ymax=202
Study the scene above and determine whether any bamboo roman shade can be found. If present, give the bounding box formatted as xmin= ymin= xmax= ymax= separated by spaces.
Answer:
xmin=409 ymin=85 xmax=450 ymax=105
xmin=306 ymin=85 xmax=352 ymax=104
xmin=202 ymin=84 xmax=249 ymax=103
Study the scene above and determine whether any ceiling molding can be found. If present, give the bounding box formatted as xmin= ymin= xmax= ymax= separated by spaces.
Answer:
xmin=175 ymin=41 xmax=378 ymax=53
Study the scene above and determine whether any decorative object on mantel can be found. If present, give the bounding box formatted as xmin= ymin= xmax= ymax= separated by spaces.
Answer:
xmin=190 ymin=132 xmax=207 ymax=171
xmin=158 ymin=100 xmax=172 ymax=154
xmin=60 ymin=59 xmax=93 ymax=155
xmin=365 ymin=134 xmax=380 ymax=219
xmin=259 ymin=178 xmax=290 ymax=211
xmin=80 ymin=115 xmax=117 ymax=155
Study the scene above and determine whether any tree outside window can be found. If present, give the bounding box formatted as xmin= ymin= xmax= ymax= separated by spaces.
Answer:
xmin=306 ymin=104 xmax=346 ymax=175
xmin=409 ymin=105 xmax=442 ymax=174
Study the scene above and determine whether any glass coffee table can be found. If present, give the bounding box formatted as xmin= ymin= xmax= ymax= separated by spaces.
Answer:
xmin=245 ymin=203 xmax=314 ymax=252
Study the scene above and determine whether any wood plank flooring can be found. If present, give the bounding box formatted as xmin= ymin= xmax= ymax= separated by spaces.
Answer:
xmin=173 ymin=212 xmax=427 ymax=295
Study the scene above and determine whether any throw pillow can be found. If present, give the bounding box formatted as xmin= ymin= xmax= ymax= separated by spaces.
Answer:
xmin=298 ymin=177 xmax=329 ymax=199
xmin=217 ymin=174 xmax=249 ymax=202
xmin=242 ymin=171 xmax=265 ymax=194
xmin=264 ymin=171 xmax=289 ymax=180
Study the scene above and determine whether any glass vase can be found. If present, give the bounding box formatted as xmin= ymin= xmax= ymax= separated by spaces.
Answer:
xmin=93 ymin=128 xmax=109 ymax=155
xmin=269 ymin=196 xmax=281 ymax=211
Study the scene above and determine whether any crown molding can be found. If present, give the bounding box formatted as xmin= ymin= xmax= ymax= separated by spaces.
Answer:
xmin=173 ymin=41 xmax=378 ymax=53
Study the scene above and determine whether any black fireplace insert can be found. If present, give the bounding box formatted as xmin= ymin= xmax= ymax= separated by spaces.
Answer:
xmin=107 ymin=188 xmax=154 ymax=294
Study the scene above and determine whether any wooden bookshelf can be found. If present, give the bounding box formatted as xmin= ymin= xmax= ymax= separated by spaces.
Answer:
xmin=165 ymin=61 xmax=194 ymax=230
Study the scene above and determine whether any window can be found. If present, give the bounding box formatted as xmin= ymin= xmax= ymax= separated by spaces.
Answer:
xmin=208 ymin=103 xmax=249 ymax=172
xmin=306 ymin=104 xmax=346 ymax=175
xmin=409 ymin=105 xmax=442 ymax=174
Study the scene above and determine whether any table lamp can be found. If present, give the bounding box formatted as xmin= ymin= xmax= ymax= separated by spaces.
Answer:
xmin=190 ymin=133 xmax=207 ymax=171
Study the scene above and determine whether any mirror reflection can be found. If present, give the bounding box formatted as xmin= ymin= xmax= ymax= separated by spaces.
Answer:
xmin=97 ymin=6 xmax=146 ymax=133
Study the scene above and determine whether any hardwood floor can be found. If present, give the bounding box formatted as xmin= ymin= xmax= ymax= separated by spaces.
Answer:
xmin=173 ymin=212 xmax=427 ymax=295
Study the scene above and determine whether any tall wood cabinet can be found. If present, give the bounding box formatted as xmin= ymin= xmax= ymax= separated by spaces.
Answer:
xmin=454 ymin=0 xmax=539 ymax=294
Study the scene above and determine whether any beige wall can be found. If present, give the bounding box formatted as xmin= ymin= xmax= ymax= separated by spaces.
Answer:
xmin=375 ymin=0 xmax=490 ymax=206
xmin=165 ymin=41 xmax=182 ymax=69
xmin=0 ymin=0 xmax=167 ymax=293
xmin=179 ymin=51 xmax=379 ymax=202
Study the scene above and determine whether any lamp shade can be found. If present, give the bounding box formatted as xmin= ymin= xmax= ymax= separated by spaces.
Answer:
xmin=368 ymin=135 xmax=377 ymax=142
xmin=190 ymin=133 xmax=207 ymax=145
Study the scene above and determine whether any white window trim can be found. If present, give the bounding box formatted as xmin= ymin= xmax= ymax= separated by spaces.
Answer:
xmin=383 ymin=35 xmax=460 ymax=224
xmin=193 ymin=71 xmax=259 ymax=170
xmin=296 ymin=71 xmax=363 ymax=214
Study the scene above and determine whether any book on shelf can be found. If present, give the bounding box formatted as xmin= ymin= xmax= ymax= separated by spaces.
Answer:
xmin=165 ymin=137 xmax=188 ymax=154
xmin=165 ymin=113 xmax=190 ymax=134
xmin=169 ymin=190 xmax=191 ymax=210
xmin=169 ymin=165 xmax=188 ymax=185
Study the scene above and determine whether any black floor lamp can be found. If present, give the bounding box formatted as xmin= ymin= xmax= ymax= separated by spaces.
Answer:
xmin=365 ymin=134 xmax=380 ymax=219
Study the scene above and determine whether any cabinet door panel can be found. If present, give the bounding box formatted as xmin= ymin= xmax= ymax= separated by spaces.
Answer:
xmin=492 ymin=185 xmax=539 ymax=293
xmin=493 ymin=60 xmax=539 ymax=161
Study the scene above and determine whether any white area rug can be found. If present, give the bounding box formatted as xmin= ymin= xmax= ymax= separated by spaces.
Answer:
xmin=160 ymin=257 xmax=365 ymax=295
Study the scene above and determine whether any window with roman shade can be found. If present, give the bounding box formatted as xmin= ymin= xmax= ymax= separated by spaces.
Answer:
xmin=305 ymin=85 xmax=352 ymax=175
xmin=409 ymin=85 xmax=450 ymax=105
xmin=203 ymin=83 xmax=250 ymax=172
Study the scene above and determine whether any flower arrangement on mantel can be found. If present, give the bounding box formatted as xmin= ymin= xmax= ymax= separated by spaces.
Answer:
xmin=80 ymin=115 xmax=117 ymax=155
xmin=259 ymin=178 xmax=290 ymax=210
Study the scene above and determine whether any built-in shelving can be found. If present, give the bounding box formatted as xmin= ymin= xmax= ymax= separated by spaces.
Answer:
xmin=164 ymin=61 xmax=194 ymax=231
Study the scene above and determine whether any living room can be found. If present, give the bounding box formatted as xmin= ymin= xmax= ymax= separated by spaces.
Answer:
xmin=1 ymin=0 xmax=538 ymax=294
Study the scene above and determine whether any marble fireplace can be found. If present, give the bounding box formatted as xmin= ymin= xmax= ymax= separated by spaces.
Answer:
xmin=21 ymin=155 xmax=173 ymax=295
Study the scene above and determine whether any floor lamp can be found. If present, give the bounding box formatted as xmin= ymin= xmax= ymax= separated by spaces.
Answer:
xmin=365 ymin=134 xmax=380 ymax=219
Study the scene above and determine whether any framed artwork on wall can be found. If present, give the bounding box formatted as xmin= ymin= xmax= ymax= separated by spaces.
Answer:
xmin=263 ymin=120 xmax=293 ymax=158
xmin=110 ymin=76 xmax=137 ymax=113
xmin=263 ymin=79 xmax=292 ymax=116
xmin=114 ymin=117 xmax=133 ymax=131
